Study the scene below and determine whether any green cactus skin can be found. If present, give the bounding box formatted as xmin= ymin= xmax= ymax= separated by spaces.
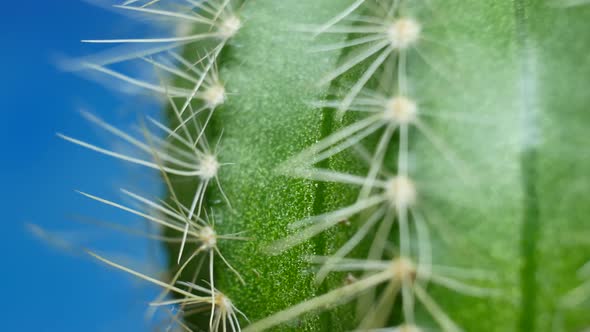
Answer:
xmin=60 ymin=0 xmax=590 ymax=331
xmin=165 ymin=1 xmax=357 ymax=330
xmin=171 ymin=1 xmax=589 ymax=331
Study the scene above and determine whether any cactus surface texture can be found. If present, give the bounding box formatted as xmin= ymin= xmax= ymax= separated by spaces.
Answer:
xmin=59 ymin=0 xmax=590 ymax=331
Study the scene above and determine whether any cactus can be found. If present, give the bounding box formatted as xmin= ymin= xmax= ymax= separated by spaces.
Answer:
xmin=58 ymin=0 xmax=590 ymax=331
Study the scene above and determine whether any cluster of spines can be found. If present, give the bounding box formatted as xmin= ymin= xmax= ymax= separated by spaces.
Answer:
xmin=247 ymin=1 xmax=496 ymax=331
xmin=60 ymin=1 xmax=247 ymax=331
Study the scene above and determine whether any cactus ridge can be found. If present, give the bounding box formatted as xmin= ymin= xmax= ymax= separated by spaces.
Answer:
xmin=246 ymin=1 xmax=496 ymax=331
xmin=60 ymin=0 xmax=250 ymax=330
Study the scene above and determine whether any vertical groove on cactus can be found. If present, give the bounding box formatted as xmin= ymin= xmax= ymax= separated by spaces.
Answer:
xmin=513 ymin=1 xmax=541 ymax=331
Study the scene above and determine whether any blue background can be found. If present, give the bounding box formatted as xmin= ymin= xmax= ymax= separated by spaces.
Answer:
xmin=1 ymin=1 xmax=170 ymax=331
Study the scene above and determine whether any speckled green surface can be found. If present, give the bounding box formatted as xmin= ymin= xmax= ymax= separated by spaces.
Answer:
xmin=206 ymin=1 xmax=350 ymax=330
xmin=165 ymin=1 xmax=590 ymax=331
